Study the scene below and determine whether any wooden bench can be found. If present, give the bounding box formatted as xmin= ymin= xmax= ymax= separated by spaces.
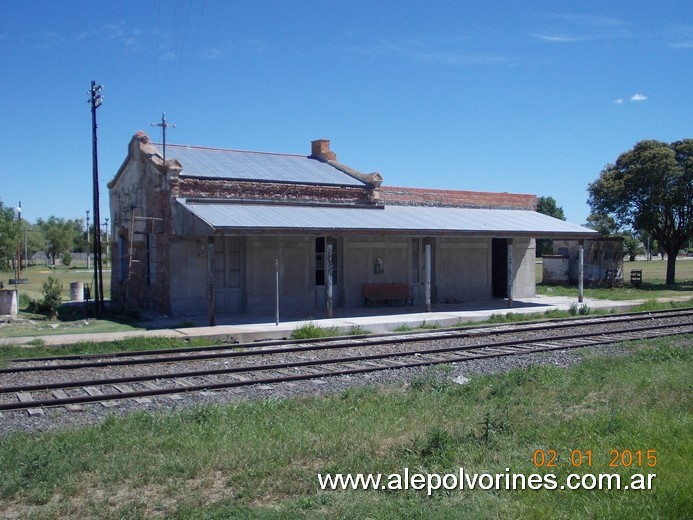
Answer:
xmin=364 ymin=283 xmax=413 ymax=306
xmin=630 ymin=269 xmax=643 ymax=288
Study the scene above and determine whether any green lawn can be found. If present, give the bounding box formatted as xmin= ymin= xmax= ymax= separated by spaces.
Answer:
xmin=537 ymin=258 xmax=693 ymax=300
xmin=0 ymin=265 xmax=143 ymax=338
xmin=1 ymin=264 xmax=110 ymax=302
xmin=0 ymin=335 xmax=690 ymax=519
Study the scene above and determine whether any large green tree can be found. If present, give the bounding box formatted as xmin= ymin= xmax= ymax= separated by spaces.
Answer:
xmin=536 ymin=196 xmax=566 ymax=256
xmin=588 ymin=139 xmax=693 ymax=284
xmin=584 ymin=213 xmax=621 ymax=237
xmin=0 ymin=200 xmax=21 ymax=270
xmin=537 ymin=196 xmax=566 ymax=221
xmin=36 ymin=216 xmax=79 ymax=265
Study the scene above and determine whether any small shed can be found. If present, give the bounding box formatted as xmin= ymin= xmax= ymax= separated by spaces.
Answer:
xmin=543 ymin=237 xmax=624 ymax=287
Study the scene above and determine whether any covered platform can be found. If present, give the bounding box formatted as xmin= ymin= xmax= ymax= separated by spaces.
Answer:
xmin=1 ymin=294 xmax=675 ymax=347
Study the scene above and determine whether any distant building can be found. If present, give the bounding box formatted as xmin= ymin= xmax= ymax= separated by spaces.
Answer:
xmin=108 ymin=132 xmax=596 ymax=318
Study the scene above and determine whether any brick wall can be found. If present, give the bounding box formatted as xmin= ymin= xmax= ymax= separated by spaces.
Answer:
xmin=176 ymin=177 xmax=375 ymax=205
xmin=380 ymin=186 xmax=537 ymax=210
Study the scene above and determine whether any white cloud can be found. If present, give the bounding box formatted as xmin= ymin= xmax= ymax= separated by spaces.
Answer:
xmin=630 ymin=93 xmax=647 ymax=102
xmin=614 ymin=98 xmax=624 ymax=104
xmin=532 ymin=33 xmax=582 ymax=43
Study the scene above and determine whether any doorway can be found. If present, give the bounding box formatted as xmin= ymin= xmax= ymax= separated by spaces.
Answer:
xmin=492 ymin=238 xmax=508 ymax=298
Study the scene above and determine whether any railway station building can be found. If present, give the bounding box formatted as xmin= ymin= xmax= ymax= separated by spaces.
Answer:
xmin=108 ymin=132 xmax=596 ymax=321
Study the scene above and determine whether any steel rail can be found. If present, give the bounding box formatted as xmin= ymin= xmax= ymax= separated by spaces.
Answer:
xmin=5 ymin=308 xmax=693 ymax=373
xmin=1 ymin=321 xmax=691 ymax=412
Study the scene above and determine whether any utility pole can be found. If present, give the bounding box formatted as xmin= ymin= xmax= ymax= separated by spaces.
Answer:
xmin=89 ymin=81 xmax=104 ymax=314
xmin=85 ymin=210 xmax=90 ymax=270
xmin=15 ymin=202 xmax=21 ymax=288
xmin=151 ymin=112 xmax=175 ymax=163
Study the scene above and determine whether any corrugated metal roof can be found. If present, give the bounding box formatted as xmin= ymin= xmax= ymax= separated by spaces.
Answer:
xmin=178 ymin=200 xmax=598 ymax=238
xmin=154 ymin=144 xmax=366 ymax=186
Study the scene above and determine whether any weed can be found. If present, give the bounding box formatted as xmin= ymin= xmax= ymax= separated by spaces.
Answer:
xmin=40 ymin=277 xmax=63 ymax=319
xmin=393 ymin=324 xmax=416 ymax=332
xmin=568 ymin=303 xmax=590 ymax=316
xmin=347 ymin=326 xmax=371 ymax=336
xmin=290 ymin=322 xmax=340 ymax=340
xmin=409 ymin=368 xmax=451 ymax=393
xmin=412 ymin=426 xmax=458 ymax=464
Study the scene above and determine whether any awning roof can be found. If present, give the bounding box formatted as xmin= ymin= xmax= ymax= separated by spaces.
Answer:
xmin=178 ymin=199 xmax=597 ymax=239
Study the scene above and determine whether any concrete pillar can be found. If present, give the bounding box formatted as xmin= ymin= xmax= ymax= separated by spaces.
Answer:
xmin=425 ymin=243 xmax=432 ymax=312
xmin=578 ymin=240 xmax=584 ymax=303
xmin=207 ymin=239 xmax=215 ymax=326
xmin=275 ymin=259 xmax=280 ymax=326
xmin=507 ymin=238 xmax=514 ymax=308
xmin=70 ymin=282 xmax=84 ymax=302
xmin=0 ymin=290 xmax=18 ymax=317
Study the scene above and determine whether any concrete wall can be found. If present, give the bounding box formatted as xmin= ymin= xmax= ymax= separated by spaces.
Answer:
xmin=542 ymin=255 xmax=570 ymax=284
xmin=549 ymin=238 xmax=624 ymax=286
xmin=169 ymin=239 xmax=208 ymax=315
xmin=245 ymin=236 xmax=313 ymax=314
xmin=437 ymin=237 xmax=490 ymax=302
xmin=511 ymin=238 xmax=536 ymax=298
xmin=342 ymin=236 xmax=410 ymax=307
xmin=165 ymin=234 xmax=538 ymax=316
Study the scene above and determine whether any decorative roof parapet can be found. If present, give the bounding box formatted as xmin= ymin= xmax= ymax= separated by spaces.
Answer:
xmin=381 ymin=186 xmax=538 ymax=211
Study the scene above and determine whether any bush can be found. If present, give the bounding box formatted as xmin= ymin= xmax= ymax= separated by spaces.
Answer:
xmin=41 ymin=276 xmax=63 ymax=319
xmin=62 ymin=252 xmax=72 ymax=266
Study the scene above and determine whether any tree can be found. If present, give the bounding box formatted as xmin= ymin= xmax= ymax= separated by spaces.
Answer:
xmin=36 ymin=216 xmax=78 ymax=265
xmin=622 ymin=232 xmax=645 ymax=262
xmin=588 ymin=139 xmax=693 ymax=284
xmin=536 ymin=196 xmax=566 ymax=256
xmin=24 ymin=223 xmax=47 ymax=265
xmin=584 ymin=213 xmax=621 ymax=237
xmin=0 ymin=200 xmax=20 ymax=271
xmin=537 ymin=196 xmax=566 ymax=221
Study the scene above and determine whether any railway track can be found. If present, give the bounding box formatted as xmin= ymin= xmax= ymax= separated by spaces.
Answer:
xmin=2 ymin=308 xmax=692 ymax=414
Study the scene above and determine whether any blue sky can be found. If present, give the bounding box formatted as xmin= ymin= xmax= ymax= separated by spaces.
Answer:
xmin=1 ymin=0 xmax=691 ymax=226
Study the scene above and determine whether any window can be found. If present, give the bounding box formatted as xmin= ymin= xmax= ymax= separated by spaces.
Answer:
xmin=315 ymin=237 xmax=338 ymax=286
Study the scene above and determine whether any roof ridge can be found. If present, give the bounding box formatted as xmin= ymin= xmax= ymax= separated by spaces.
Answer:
xmin=152 ymin=142 xmax=307 ymax=158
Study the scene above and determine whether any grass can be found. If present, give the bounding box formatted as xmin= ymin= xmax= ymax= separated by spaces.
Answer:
xmin=0 ymin=336 xmax=219 ymax=367
xmin=1 ymin=264 xmax=110 ymax=303
xmin=536 ymin=258 xmax=693 ymax=300
xmin=0 ymin=335 xmax=690 ymax=518
xmin=0 ymin=264 xmax=142 ymax=338
xmin=290 ymin=322 xmax=341 ymax=340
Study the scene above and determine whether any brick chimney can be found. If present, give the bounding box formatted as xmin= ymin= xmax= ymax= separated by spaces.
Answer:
xmin=310 ymin=139 xmax=337 ymax=161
